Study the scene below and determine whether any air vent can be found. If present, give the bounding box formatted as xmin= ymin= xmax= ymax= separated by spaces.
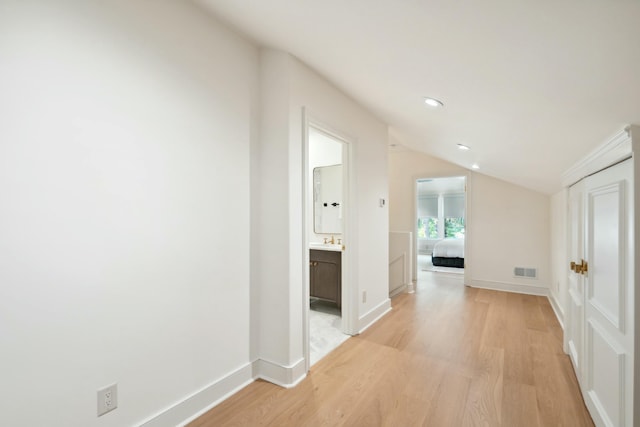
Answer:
xmin=514 ymin=267 xmax=537 ymax=279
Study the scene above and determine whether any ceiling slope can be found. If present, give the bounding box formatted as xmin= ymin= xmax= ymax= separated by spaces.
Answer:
xmin=197 ymin=0 xmax=640 ymax=194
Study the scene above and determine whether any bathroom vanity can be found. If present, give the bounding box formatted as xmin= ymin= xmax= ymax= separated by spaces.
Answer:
xmin=309 ymin=248 xmax=341 ymax=307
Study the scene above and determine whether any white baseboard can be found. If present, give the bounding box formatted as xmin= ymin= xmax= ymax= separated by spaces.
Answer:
xmin=140 ymin=355 xmax=308 ymax=427
xmin=548 ymin=293 xmax=565 ymax=329
xmin=389 ymin=283 xmax=407 ymax=298
xmin=470 ymin=279 xmax=549 ymax=297
xmin=358 ymin=298 xmax=392 ymax=333
xmin=140 ymin=363 xmax=254 ymax=427
xmin=253 ymin=357 xmax=306 ymax=388
xmin=406 ymin=281 xmax=416 ymax=294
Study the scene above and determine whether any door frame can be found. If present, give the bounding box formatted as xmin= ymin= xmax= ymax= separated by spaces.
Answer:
xmin=412 ymin=173 xmax=472 ymax=286
xmin=302 ymin=109 xmax=355 ymax=373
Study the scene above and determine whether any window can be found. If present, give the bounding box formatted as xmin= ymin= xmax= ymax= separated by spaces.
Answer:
xmin=417 ymin=191 xmax=465 ymax=240
xmin=418 ymin=217 xmax=439 ymax=239
xmin=443 ymin=194 xmax=464 ymax=238
xmin=445 ymin=217 xmax=465 ymax=238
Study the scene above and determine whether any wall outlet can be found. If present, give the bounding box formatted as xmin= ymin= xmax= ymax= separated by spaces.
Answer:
xmin=362 ymin=290 xmax=367 ymax=303
xmin=97 ymin=383 xmax=118 ymax=416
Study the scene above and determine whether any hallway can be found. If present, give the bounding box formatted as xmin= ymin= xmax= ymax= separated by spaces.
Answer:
xmin=190 ymin=274 xmax=593 ymax=426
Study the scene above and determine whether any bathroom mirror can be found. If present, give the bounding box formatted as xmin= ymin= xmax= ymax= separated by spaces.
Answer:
xmin=313 ymin=164 xmax=342 ymax=234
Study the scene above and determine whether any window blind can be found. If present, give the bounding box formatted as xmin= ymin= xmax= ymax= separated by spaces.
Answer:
xmin=417 ymin=195 xmax=438 ymax=217
xmin=443 ymin=194 xmax=465 ymax=218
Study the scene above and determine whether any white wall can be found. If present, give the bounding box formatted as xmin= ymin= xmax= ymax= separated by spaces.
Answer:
xmin=255 ymin=50 xmax=390 ymax=375
xmin=0 ymin=1 xmax=257 ymax=426
xmin=390 ymin=149 xmax=550 ymax=295
xmin=309 ymin=130 xmax=343 ymax=169
xmin=253 ymin=50 xmax=294 ymax=372
xmin=469 ymin=173 xmax=550 ymax=293
xmin=549 ymin=190 xmax=568 ymax=323
xmin=0 ymin=1 xmax=394 ymax=423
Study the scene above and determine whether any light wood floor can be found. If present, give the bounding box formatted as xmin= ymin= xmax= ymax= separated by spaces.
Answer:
xmin=189 ymin=273 xmax=594 ymax=426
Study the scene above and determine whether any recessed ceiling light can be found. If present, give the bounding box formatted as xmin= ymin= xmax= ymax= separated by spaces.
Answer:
xmin=424 ymin=97 xmax=444 ymax=108
xmin=471 ymin=163 xmax=480 ymax=170
xmin=457 ymin=144 xmax=470 ymax=151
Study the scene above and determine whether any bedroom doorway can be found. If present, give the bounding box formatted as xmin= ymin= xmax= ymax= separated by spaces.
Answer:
xmin=415 ymin=176 xmax=467 ymax=278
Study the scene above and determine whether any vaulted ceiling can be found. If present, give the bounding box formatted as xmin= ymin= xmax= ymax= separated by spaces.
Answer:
xmin=197 ymin=0 xmax=640 ymax=194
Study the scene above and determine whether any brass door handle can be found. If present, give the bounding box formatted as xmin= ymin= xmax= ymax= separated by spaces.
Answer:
xmin=570 ymin=259 xmax=588 ymax=275
xmin=570 ymin=261 xmax=582 ymax=273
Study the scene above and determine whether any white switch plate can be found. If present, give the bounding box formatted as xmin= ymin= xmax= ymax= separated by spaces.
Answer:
xmin=97 ymin=383 xmax=118 ymax=416
xmin=379 ymin=198 xmax=386 ymax=207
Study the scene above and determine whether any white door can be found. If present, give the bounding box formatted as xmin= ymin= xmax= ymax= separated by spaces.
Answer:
xmin=583 ymin=158 xmax=634 ymax=427
xmin=566 ymin=180 xmax=585 ymax=385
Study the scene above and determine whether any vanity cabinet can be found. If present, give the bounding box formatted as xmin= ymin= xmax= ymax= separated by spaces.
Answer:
xmin=310 ymin=249 xmax=341 ymax=307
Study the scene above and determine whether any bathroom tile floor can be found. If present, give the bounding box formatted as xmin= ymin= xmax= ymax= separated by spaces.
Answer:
xmin=309 ymin=299 xmax=349 ymax=366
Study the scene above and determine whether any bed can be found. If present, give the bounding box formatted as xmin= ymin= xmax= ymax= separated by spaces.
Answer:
xmin=431 ymin=238 xmax=465 ymax=268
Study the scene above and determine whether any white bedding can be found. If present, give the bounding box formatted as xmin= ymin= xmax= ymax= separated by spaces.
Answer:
xmin=432 ymin=238 xmax=464 ymax=258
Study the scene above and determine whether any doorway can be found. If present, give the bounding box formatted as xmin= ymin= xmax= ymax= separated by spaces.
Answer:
xmin=415 ymin=176 xmax=467 ymax=279
xmin=304 ymin=121 xmax=352 ymax=370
